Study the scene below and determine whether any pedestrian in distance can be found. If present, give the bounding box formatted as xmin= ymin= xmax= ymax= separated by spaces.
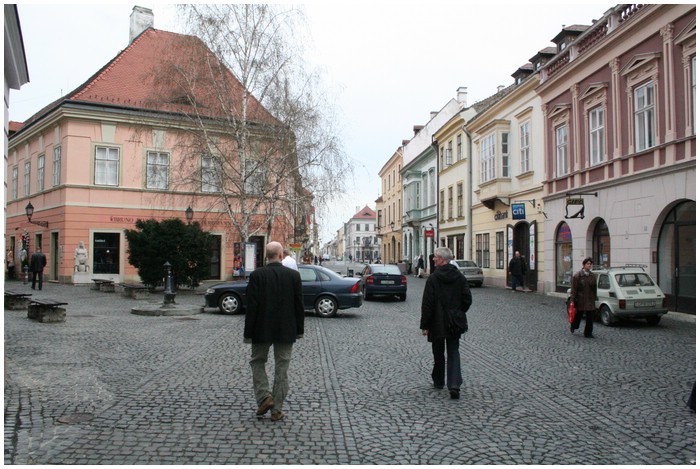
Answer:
xmin=416 ymin=254 xmax=425 ymax=277
xmin=570 ymin=257 xmax=597 ymax=338
xmin=281 ymin=248 xmax=298 ymax=271
xmin=29 ymin=247 xmax=47 ymax=290
xmin=420 ymin=247 xmax=472 ymax=399
xmin=508 ymin=250 xmax=528 ymax=291
xmin=244 ymin=241 xmax=305 ymax=422
xmin=6 ymin=248 xmax=15 ymax=280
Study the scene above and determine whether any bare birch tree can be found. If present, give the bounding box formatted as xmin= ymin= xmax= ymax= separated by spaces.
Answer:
xmin=150 ymin=4 xmax=349 ymax=247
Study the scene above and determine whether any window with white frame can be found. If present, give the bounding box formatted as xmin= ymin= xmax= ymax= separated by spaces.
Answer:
xmin=634 ymin=81 xmax=655 ymax=151
xmin=555 ymin=124 xmax=569 ymax=177
xmin=422 ymin=172 xmax=428 ymax=208
xmin=519 ymin=121 xmax=531 ymax=173
xmin=480 ymin=133 xmax=496 ymax=183
xmin=429 ymin=169 xmax=435 ymax=205
xmin=457 ymin=183 xmax=463 ymax=218
xmin=415 ymin=182 xmax=421 ymax=209
xmin=439 ymin=190 xmax=445 ymax=222
xmin=201 ymin=154 xmax=220 ymax=192
xmin=501 ymin=132 xmax=510 ymax=177
xmin=457 ymin=134 xmax=462 ymax=161
xmin=440 ymin=147 xmax=444 ymax=170
xmin=589 ymin=107 xmax=605 ymax=165
xmin=24 ymin=161 xmax=30 ymax=196
xmin=146 ymin=151 xmax=169 ymax=189
xmin=12 ymin=166 xmax=18 ymax=199
xmin=446 ymin=141 xmax=453 ymax=166
xmin=95 ymin=146 xmax=119 ymax=186
xmin=448 ymin=186 xmax=453 ymax=219
xmin=245 ymin=157 xmax=265 ymax=195
xmin=37 ymin=154 xmax=45 ymax=191
xmin=52 ymin=146 xmax=61 ymax=186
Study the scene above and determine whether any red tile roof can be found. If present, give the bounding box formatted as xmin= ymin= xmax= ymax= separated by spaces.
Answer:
xmin=14 ymin=28 xmax=279 ymax=132
xmin=351 ymin=205 xmax=376 ymax=219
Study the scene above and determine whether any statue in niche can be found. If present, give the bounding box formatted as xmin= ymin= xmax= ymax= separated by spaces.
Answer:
xmin=74 ymin=241 xmax=89 ymax=272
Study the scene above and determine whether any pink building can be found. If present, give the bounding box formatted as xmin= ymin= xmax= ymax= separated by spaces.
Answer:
xmin=539 ymin=5 xmax=695 ymax=313
xmin=6 ymin=7 xmax=307 ymax=285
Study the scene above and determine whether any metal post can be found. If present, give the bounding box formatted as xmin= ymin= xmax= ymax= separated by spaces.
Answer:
xmin=163 ymin=261 xmax=176 ymax=305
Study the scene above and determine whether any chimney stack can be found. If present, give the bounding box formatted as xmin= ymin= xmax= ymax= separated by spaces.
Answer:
xmin=130 ymin=6 xmax=154 ymax=44
xmin=456 ymin=86 xmax=468 ymax=105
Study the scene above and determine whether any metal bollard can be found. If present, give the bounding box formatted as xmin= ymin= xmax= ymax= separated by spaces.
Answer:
xmin=23 ymin=265 xmax=29 ymax=285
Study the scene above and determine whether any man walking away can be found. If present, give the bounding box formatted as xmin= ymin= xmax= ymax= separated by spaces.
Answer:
xmin=244 ymin=241 xmax=304 ymax=421
xmin=29 ymin=247 xmax=47 ymax=290
xmin=420 ymin=247 xmax=472 ymax=399
xmin=282 ymin=248 xmax=298 ymax=271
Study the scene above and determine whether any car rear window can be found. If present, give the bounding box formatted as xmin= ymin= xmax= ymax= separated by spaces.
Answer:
xmin=456 ymin=260 xmax=477 ymax=267
xmin=615 ymin=273 xmax=654 ymax=287
xmin=372 ymin=265 xmax=401 ymax=275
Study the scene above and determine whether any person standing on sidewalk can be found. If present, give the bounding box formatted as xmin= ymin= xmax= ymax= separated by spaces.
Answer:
xmin=282 ymin=248 xmax=298 ymax=271
xmin=420 ymin=247 xmax=472 ymax=399
xmin=29 ymin=247 xmax=47 ymax=290
xmin=508 ymin=251 xmax=528 ymax=291
xmin=570 ymin=257 xmax=597 ymax=338
xmin=244 ymin=241 xmax=304 ymax=421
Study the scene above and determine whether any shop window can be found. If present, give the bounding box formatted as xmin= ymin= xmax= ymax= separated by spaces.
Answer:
xmin=93 ymin=233 xmax=120 ymax=274
xmin=556 ymin=222 xmax=573 ymax=290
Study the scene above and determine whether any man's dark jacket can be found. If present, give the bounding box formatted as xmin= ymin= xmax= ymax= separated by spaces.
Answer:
xmin=420 ymin=263 xmax=472 ymax=341
xmin=244 ymin=262 xmax=304 ymax=344
xmin=508 ymin=256 xmax=527 ymax=276
xmin=29 ymin=252 xmax=46 ymax=273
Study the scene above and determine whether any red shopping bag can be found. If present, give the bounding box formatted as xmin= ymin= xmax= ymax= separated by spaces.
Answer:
xmin=568 ymin=300 xmax=575 ymax=324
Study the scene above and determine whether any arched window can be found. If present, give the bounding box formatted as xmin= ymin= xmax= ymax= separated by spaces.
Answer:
xmin=592 ymin=219 xmax=611 ymax=268
xmin=555 ymin=222 xmax=573 ymax=291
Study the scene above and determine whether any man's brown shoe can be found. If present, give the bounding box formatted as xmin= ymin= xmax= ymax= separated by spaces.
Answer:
xmin=271 ymin=411 xmax=286 ymax=422
xmin=256 ymin=396 xmax=274 ymax=415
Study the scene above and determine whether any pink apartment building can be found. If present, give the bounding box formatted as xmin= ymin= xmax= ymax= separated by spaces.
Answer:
xmin=6 ymin=7 xmax=305 ymax=285
xmin=539 ymin=4 xmax=695 ymax=313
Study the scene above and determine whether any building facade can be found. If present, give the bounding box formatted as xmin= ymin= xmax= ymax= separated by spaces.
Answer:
xmin=538 ymin=4 xmax=695 ymax=313
xmin=6 ymin=7 xmax=305 ymax=284
xmin=377 ymin=147 xmax=403 ymax=263
xmin=345 ymin=205 xmax=378 ymax=262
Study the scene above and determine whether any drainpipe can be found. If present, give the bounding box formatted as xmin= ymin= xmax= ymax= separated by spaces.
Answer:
xmin=463 ymin=124 xmax=473 ymax=260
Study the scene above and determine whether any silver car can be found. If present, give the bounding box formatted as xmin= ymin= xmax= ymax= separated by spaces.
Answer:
xmin=593 ymin=265 xmax=667 ymax=326
xmin=454 ymin=260 xmax=483 ymax=287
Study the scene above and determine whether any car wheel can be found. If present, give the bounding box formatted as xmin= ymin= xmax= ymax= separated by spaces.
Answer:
xmin=599 ymin=305 xmax=615 ymax=326
xmin=363 ymin=287 xmax=372 ymax=301
xmin=315 ymin=296 xmax=338 ymax=318
xmin=646 ymin=316 xmax=662 ymax=326
xmin=218 ymin=293 xmax=241 ymax=314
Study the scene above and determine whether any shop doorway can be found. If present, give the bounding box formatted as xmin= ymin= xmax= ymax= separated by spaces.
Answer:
xmin=209 ymin=235 xmax=221 ymax=279
xmin=509 ymin=221 xmax=537 ymax=291
xmin=658 ymin=201 xmax=695 ymax=314
xmin=50 ymin=232 xmax=59 ymax=280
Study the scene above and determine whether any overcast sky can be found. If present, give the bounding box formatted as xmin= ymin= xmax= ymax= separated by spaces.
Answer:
xmin=10 ymin=3 xmax=610 ymax=244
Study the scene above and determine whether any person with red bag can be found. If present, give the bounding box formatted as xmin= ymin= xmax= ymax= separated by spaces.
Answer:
xmin=570 ymin=257 xmax=597 ymax=338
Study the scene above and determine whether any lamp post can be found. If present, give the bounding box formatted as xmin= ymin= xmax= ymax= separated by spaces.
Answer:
xmin=25 ymin=202 xmax=49 ymax=228
xmin=163 ymin=261 xmax=176 ymax=305
xmin=185 ymin=206 xmax=193 ymax=223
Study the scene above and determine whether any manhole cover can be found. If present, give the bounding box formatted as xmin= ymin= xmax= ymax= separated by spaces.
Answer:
xmin=56 ymin=413 xmax=94 ymax=424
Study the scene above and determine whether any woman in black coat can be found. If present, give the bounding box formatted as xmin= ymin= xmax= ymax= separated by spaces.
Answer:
xmin=420 ymin=247 xmax=472 ymax=399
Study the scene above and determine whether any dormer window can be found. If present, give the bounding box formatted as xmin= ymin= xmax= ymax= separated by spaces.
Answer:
xmin=559 ymin=42 xmax=566 ymax=51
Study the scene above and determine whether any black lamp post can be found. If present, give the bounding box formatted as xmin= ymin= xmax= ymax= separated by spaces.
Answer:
xmin=185 ymin=206 xmax=193 ymax=223
xmin=25 ymin=202 xmax=49 ymax=228
xmin=163 ymin=261 xmax=176 ymax=305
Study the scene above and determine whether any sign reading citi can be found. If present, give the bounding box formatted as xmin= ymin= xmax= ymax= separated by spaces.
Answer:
xmin=511 ymin=203 xmax=526 ymax=220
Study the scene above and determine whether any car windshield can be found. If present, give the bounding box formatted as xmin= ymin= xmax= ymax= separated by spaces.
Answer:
xmin=455 ymin=260 xmax=477 ymax=268
xmin=615 ymin=273 xmax=654 ymax=287
xmin=371 ymin=265 xmax=401 ymax=275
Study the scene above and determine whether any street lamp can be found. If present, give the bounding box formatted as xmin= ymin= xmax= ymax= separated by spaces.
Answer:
xmin=25 ymin=202 xmax=48 ymax=228
xmin=185 ymin=206 xmax=193 ymax=223
xmin=390 ymin=221 xmax=395 ymax=231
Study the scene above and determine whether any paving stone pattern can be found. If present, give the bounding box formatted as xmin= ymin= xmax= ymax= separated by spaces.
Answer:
xmin=4 ymin=276 xmax=696 ymax=464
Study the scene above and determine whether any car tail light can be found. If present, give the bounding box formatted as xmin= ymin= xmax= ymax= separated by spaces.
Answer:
xmin=351 ymin=282 xmax=360 ymax=294
xmin=366 ymin=275 xmax=375 ymax=285
xmin=618 ymin=299 xmax=626 ymax=309
xmin=401 ymin=276 xmax=407 ymax=285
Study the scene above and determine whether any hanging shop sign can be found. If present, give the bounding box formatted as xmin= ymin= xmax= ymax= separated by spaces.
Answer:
xmin=511 ymin=203 xmax=526 ymax=220
xmin=424 ymin=229 xmax=434 ymax=238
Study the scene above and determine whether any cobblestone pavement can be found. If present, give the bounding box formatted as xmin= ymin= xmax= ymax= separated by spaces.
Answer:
xmin=4 ymin=274 xmax=696 ymax=464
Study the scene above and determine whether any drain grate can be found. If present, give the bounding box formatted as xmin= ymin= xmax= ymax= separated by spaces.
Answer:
xmin=56 ymin=413 xmax=94 ymax=424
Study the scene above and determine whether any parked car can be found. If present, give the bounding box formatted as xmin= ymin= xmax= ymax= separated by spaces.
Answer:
xmin=593 ymin=265 xmax=667 ymax=326
xmin=204 ymin=264 xmax=362 ymax=318
xmin=454 ymin=260 xmax=484 ymax=287
xmin=357 ymin=264 xmax=407 ymax=301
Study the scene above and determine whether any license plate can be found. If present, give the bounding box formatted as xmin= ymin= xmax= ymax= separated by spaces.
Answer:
xmin=381 ymin=280 xmax=394 ymax=285
xmin=634 ymin=300 xmax=656 ymax=307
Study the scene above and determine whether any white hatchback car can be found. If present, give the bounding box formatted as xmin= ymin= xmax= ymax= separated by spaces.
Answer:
xmin=593 ymin=265 xmax=667 ymax=326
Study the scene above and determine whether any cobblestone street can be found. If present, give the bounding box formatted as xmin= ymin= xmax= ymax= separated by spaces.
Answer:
xmin=4 ymin=274 xmax=696 ymax=464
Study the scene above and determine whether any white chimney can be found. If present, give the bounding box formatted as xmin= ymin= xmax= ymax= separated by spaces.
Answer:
xmin=130 ymin=6 xmax=154 ymax=44
xmin=456 ymin=86 xmax=468 ymax=105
